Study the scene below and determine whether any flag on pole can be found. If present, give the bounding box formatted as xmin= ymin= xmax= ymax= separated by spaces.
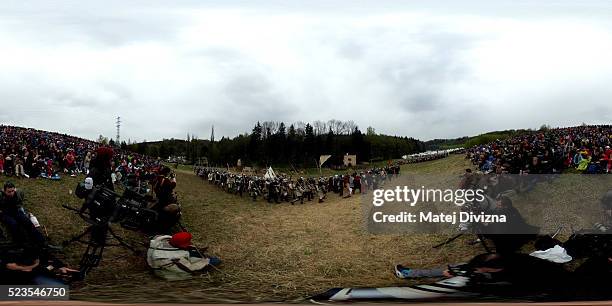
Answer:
xmin=319 ymin=155 xmax=332 ymax=167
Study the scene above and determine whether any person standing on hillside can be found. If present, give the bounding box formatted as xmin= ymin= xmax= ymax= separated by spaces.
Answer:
xmin=14 ymin=155 xmax=26 ymax=178
xmin=4 ymin=154 xmax=14 ymax=177
xmin=83 ymin=151 xmax=92 ymax=175
xmin=64 ymin=149 xmax=76 ymax=177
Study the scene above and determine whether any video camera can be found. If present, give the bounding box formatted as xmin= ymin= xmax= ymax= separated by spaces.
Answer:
xmin=59 ymin=177 xmax=160 ymax=279
xmin=72 ymin=177 xmax=158 ymax=231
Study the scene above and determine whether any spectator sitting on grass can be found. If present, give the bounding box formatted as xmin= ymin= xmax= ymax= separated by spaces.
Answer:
xmin=146 ymin=231 xmax=221 ymax=281
xmin=0 ymin=181 xmax=46 ymax=247
xmin=0 ymin=243 xmax=79 ymax=285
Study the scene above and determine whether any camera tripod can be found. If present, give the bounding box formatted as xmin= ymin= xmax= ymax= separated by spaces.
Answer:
xmin=433 ymin=231 xmax=492 ymax=253
xmin=62 ymin=205 xmax=141 ymax=278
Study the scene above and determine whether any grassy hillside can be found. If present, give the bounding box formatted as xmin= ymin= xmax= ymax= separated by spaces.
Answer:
xmin=425 ymin=129 xmax=527 ymax=150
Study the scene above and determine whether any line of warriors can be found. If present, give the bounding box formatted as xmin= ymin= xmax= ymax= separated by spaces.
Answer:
xmin=194 ymin=166 xmax=400 ymax=204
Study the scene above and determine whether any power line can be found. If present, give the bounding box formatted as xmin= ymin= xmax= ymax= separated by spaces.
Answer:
xmin=116 ymin=116 xmax=121 ymax=146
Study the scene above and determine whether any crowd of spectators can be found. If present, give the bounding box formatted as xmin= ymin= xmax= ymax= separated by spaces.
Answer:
xmin=0 ymin=125 xmax=161 ymax=185
xmin=0 ymin=126 xmax=182 ymax=285
xmin=467 ymin=125 xmax=612 ymax=174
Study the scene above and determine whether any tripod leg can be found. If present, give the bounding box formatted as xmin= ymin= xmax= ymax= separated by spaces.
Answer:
xmin=478 ymin=234 xmax=492 ymax=253
xmin=79 ymin=242 xmax=105 ymax=278
xmin=433 ymin=233 xmax=463 ymax=249
xmin=62 ymin=226 xmax=93 ymax=247
xmin=107 ymin=227 xmax=139 ymax=254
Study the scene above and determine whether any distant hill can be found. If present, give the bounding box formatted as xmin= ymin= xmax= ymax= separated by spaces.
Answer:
xmin=425 ymin=129 xmax=528 ymax=150
xmin=424 ymin=137 xmax=470 ymax=150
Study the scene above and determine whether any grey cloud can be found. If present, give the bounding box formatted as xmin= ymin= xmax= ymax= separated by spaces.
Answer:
xmin=377 ymin=28 xmax=477 ymax=113
xmin=186 ymin=47 xmax=245 ymax=62
xmin=100 ymin=83 xmax=133 ymax=102
xmin=0 ymin=3 xmax=185 ymax=46
xmin=53 ymin=92 xmax=102 ymax=109
xmin=223 ymin=73 xmax=293 ymax=119
xmin=51 ymin=90 xmax=127 ymax=110
xmin=66 ymin=16 xmax=180 ymax=46
xmin=336 ymin=41 xmax=366 ymax=60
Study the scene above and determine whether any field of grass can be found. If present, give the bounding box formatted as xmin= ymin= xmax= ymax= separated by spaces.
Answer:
xmin=5 ymin=154 xmax=607 ymax=303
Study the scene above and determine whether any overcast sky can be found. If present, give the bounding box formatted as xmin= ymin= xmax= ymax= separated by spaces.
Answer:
xmin=1 ymin=0 xmax=612 ymax=142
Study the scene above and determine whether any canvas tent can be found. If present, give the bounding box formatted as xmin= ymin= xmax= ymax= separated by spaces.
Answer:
xmin=264 ymin=166 xmax=277 ymax=179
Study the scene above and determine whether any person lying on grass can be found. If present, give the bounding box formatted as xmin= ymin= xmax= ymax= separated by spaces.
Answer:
xmin=394 ymin=252 xmax=571 ymax=296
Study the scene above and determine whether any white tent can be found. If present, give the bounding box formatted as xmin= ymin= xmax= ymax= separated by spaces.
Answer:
xmin=264 ymin=166 xmax=277 ymax=179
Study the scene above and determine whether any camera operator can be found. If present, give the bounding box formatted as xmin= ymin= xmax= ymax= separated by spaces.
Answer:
xmin=0 ymin=181 xmax=46 ymax=247
xmin=151 ymin=166 xmax=180 ymax=233
xmin=152 ymin=166 xmax=177 ymax=206
xmin=87 ymin=147 xmax=115 ymax=191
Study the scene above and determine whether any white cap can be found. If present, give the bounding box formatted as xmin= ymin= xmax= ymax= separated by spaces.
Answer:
xmin=84 ymin=177 xmax=94 ymax=190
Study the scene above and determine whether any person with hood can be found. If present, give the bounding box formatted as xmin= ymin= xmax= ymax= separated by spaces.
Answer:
xmin=577 ymin=153 xmax=591 ymax=172
xmin=146 ymin=232 xmax=220 ymax=281
xmin=87 ymin=147 xmax=114 ymax=190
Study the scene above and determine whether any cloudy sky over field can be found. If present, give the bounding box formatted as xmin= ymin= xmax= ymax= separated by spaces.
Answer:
xmin=1 ymin=0 xmax=612 ymax=142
